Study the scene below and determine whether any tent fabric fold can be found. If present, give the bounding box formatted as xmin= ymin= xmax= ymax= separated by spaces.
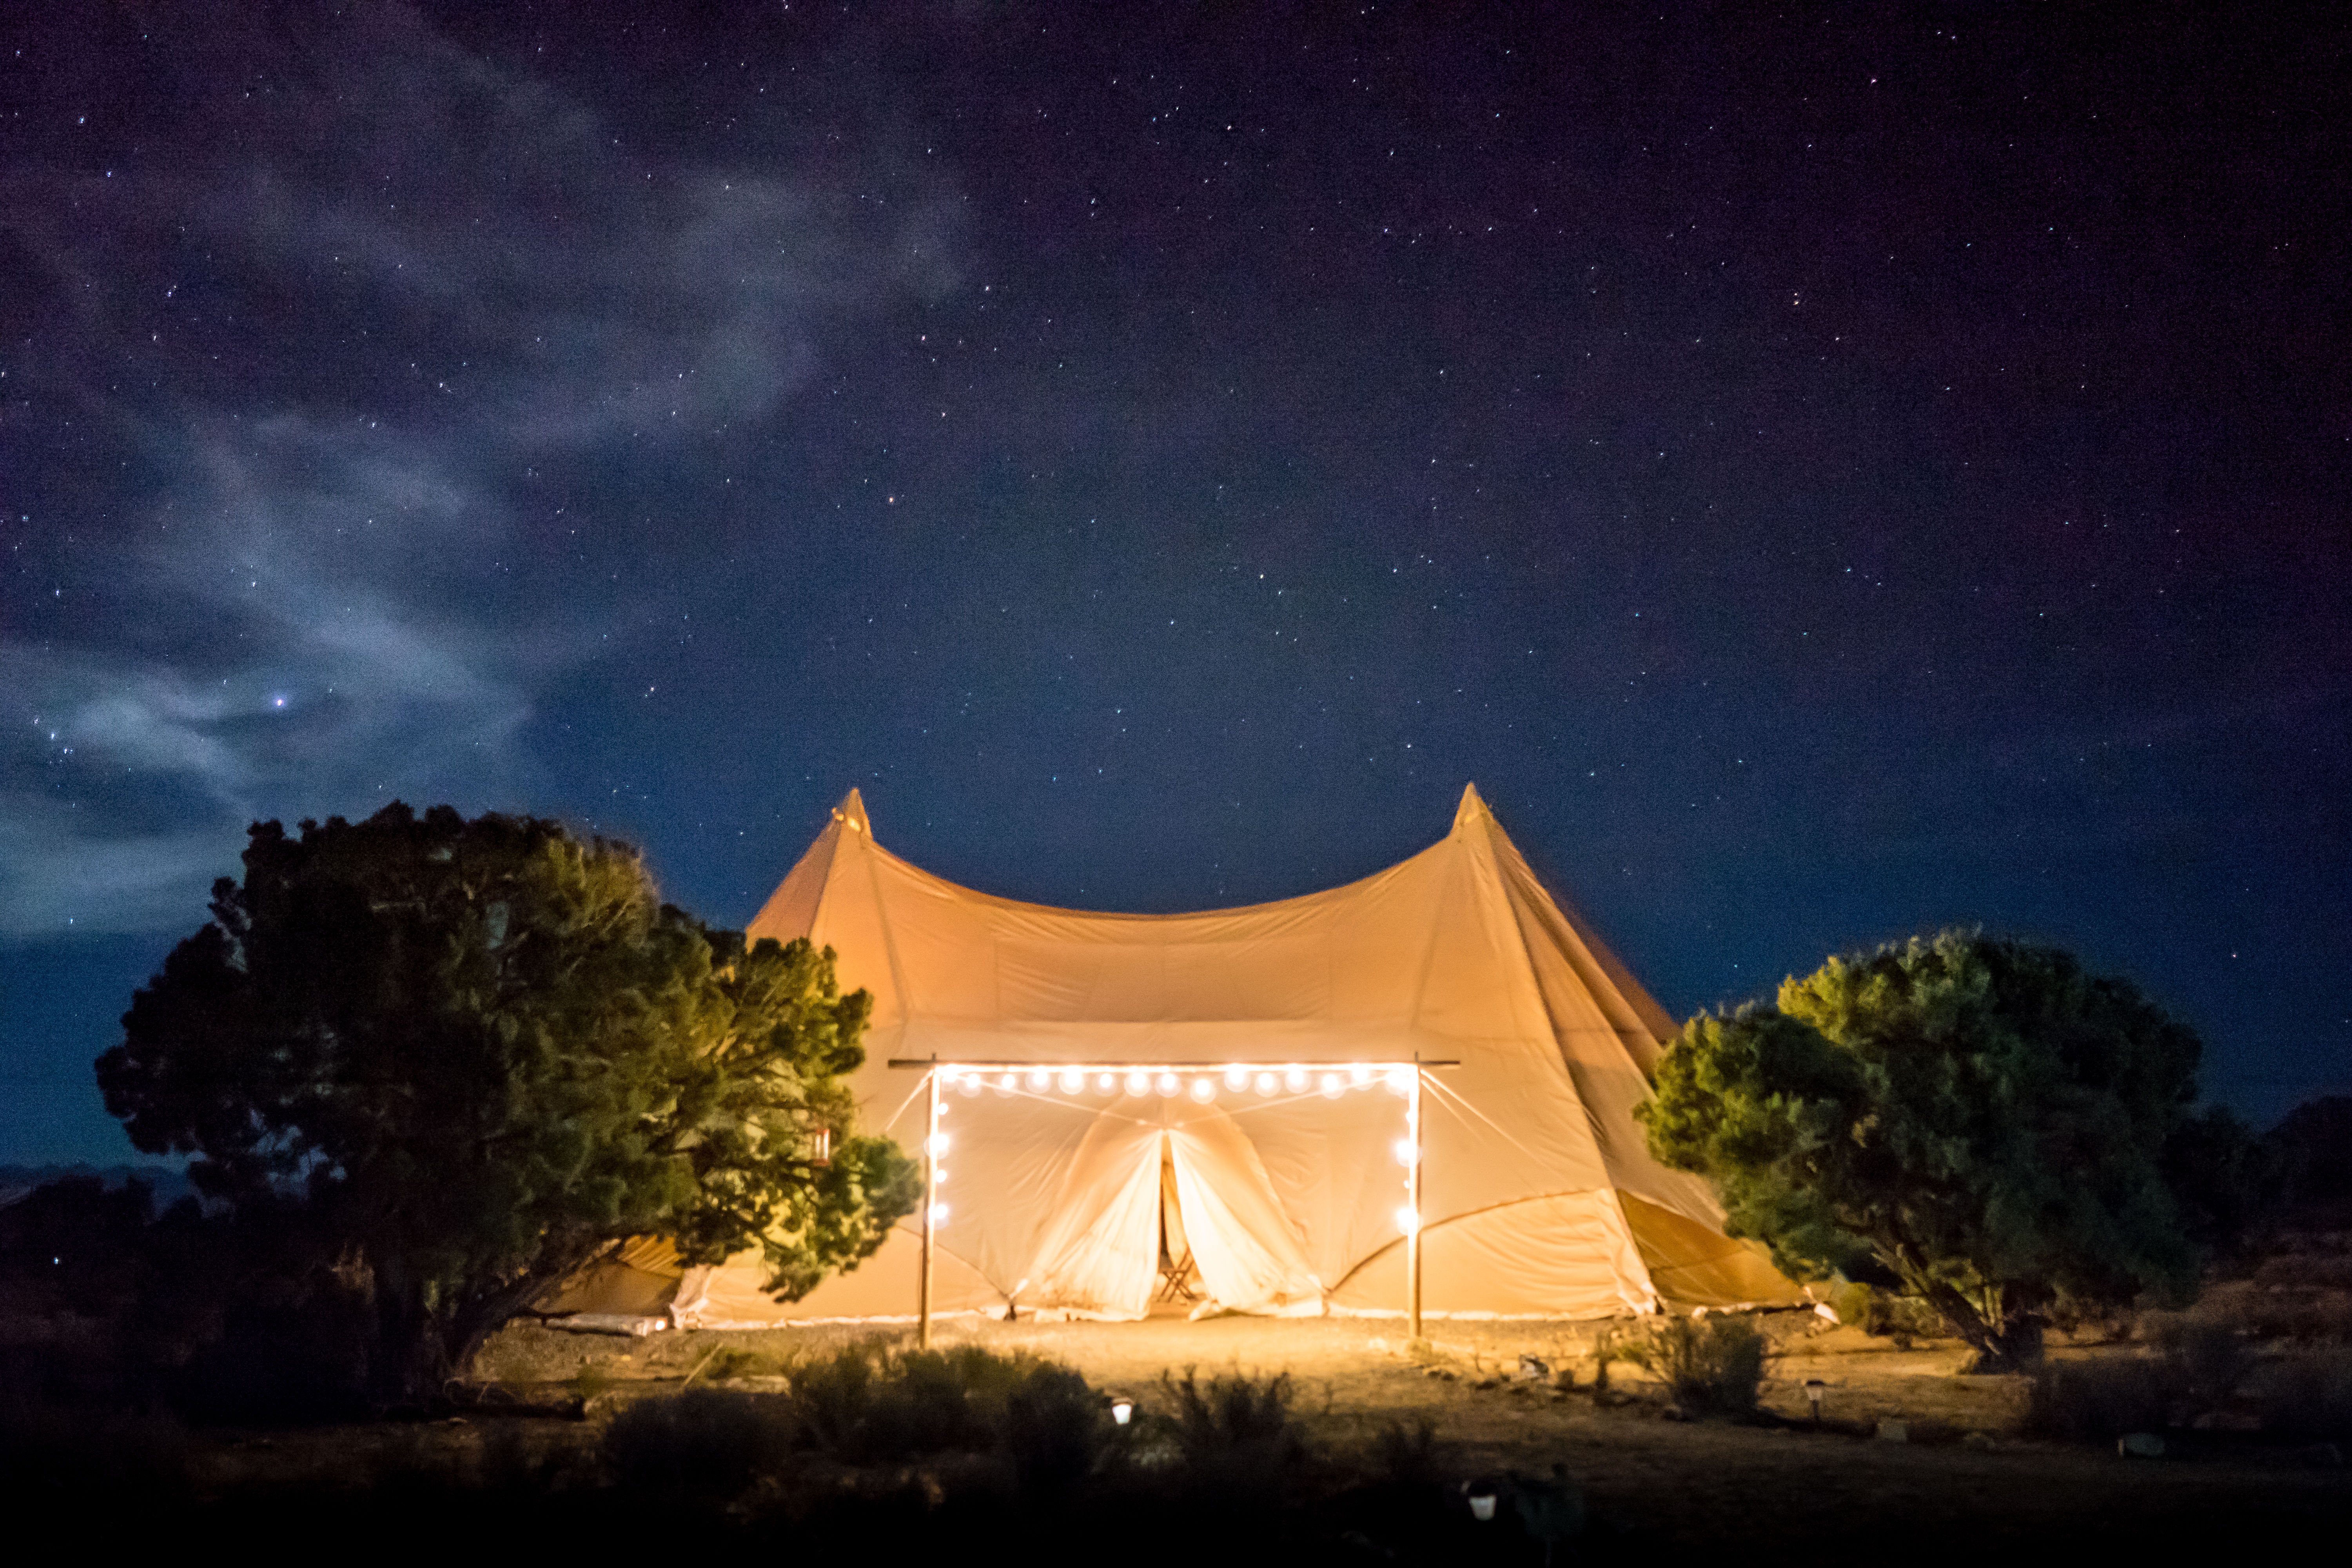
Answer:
xmin=541 ymin=784 xmax=1799 ymax=1328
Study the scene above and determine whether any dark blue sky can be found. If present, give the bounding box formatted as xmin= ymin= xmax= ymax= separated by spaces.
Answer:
xmin=4 ymin=2 xmax=2346 ymax=1163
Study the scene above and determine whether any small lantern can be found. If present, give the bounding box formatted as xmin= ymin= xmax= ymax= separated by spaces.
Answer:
xmin=1804 ymin=1378 xmax=1827 ymax=1423
xmin=1109 ymin=1396 xmax=1135 ymax=1426
xmin=810 ymin=1126 xmax=833 ymax=1166
xmin=1466 ymin=1490 xmax=1498 ymax=1523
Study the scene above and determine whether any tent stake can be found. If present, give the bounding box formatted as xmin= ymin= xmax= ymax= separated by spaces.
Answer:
xmin=920 ymin=1058 xmax=938 ymax=1349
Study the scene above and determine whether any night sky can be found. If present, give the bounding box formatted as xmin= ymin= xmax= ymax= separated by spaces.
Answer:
xmin=5 ymin=4 xmax=2346 ymax=1164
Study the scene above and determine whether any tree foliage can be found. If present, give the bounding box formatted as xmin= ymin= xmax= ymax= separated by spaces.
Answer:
xmin=1639 ymin=929 xmax=2240 ymax=1369
xmin=96 ymin=803 xmax=918 ymax=1404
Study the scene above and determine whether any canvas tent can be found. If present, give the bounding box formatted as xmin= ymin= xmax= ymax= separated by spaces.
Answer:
xmin=548 ymin=785 xmax=1797 ymax=1330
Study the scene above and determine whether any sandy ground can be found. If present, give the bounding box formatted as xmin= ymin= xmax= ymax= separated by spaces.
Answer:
xmin=467 ymin=1309 xmax=2352 ymax=1546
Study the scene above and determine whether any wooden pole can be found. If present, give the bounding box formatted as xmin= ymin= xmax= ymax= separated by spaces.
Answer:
xmin=1407 ymin=1056 xmax=1424 ymax=1339
xmin=920 ymin=1060 xmax=938 ymax=1349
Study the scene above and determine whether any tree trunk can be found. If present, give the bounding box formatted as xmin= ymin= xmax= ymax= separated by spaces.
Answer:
xmin=1917 ymin=1279 xmax=2044 ymax=1373
xmin=366 ymin=1257 xmax=455 ymax=1410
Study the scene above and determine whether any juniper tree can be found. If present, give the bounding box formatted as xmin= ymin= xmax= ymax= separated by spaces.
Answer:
xmin=98 ymin=803 xmax=917 ymax=1404
xmin=1638 ymin=930 xmax=2241 ymax=1370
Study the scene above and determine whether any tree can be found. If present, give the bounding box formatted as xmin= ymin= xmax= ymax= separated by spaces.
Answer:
xmin=1638 ymin=929 xmax=2237 ymax=1370
xmin=97 ymin=803 xmax=918 ymax=1405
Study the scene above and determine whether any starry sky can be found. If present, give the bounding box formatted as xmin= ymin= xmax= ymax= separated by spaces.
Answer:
xmin=4 ymin=3 xmax=2346 ymax=1163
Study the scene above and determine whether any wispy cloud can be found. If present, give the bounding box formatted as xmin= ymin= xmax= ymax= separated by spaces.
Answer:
xmin=0 ymin=3 xmax=957 ymax=938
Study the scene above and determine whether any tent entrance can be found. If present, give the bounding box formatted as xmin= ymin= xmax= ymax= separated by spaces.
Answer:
xmin=1152 ymin=1135 xmax=1203 ymax=1308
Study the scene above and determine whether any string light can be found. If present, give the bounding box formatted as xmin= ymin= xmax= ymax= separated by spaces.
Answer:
xmin=1124 ymin=1071 xmax=1151 ymax=1096
xmin=1155 ymin=1071 xmax=1180 ymax=1096
xmin=1189 ymin=1077 xmax=1217 ymax=1103
xmin=1253 ymin=1072 xmax=1278 ymax=1096
xmin=1026 ymin=1068 xmax=1051 ymax=1091
xmin=1224 ymin=1066 xmax=1250 ymax=1092
xmin=1283 ymin=1067 xmax=1308 ymax=1093
xmin=1318 ymin=1073 xmax=1344 ymax=1098
xmin=1058 ymin=1069 xmax=1085 ymax=1094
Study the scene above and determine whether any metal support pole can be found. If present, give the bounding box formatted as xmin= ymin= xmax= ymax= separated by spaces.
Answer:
xmin=920 ymin=1060 xmax=938 ymax=1349
xmin=1407 ymin=1056 xmax=1424 ymax=1340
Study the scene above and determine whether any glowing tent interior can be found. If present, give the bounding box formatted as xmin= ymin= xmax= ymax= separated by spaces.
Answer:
xmin=546 ymin=784 xmax=1798 ymax=1329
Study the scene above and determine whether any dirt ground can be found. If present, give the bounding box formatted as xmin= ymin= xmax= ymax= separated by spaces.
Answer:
xmin=467 ymin=1307 xmax=2352 ymax=1547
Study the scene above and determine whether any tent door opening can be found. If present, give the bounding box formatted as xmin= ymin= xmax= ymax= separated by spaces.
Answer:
xmin=1153 ymin=1135 xmax=1202 ymax=1307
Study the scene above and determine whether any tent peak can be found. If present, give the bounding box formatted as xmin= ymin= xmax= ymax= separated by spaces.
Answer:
xmin=1452 ymin=782 xmax=1491 ymax=834
xmin=833 ymin=788 xmax=871 ymax=835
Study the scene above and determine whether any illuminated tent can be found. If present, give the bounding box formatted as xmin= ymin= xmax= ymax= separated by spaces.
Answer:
xmin=551 ymin=784 xmax=1797 ymax=1328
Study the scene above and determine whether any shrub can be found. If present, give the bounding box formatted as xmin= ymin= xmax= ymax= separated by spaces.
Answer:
xmin=1160 ymin=1367 xmax=1310 ymax=1494
xmin=999 ymin=1360 xmax=1109 ymax=1496
xmin=856 ymin=1346 xmax=994 ymax=1457
xmin=784 ymin=1342 xmax=877 ymax=1454
xmin=1370 ymin=1416 xmax=1441 ymax=1486
xmin=2217 ymin=1289 xmax=2352 ymax=1344
xmin=1632 ymin=1316 xmax=1769 ymax=1418
xmin=2140 ymin=1313 xmax=2253 ymax=1407
xmin=600 ymin=1388 xmax=795 ymax=1504
xmin=786 ymin=1341 xmax=1104 ymax=1470
xmin=2027 ymin=1356 xmax=2172 ymax=1440
xmin=2245 ymin=1350 xmax=2352 ymax=1441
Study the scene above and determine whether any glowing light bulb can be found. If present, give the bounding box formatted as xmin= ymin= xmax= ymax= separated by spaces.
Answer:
xmin=927 ymin=1133 xmax=950 ymax=1156
xmin=1095 ymin=1072 xmax=1116 ymax=1094
xmin=958 ymin=1073 xmax=982 ymax=1097
xmin=1394 ymin=1205 xmax=1419 ymax=1235
xmin=1124 ymin=1071 xmax=1151 ymax=1097
xmin=1027 ymin=1068 xmax=1051 ymax=1091
xmin=1189 ymin=1077 xmax=1216 ymax=1103
xmin=930 ymin=1202 xmax=951 ymax=1224
xmin=1155 ymin=1072 xmax=1180 ymax=1096
xmin=1283 ymin=1067 xmax=1308 ymax=1093
xmin=1318 ymin=1073 xmax=1344 ymax=1099
xmin=1385 ymin=1067 xmax=1414 ymax=1096
xmin=1394 ymin=1139 xmax=1420 ymax=1166
xmin=1348 ymin=1064 xmax=1372 ymax=1086
xmin=1254 ymin=1072 xmax=1278 ymax=1096
xmin=995 ymin=1072 xmax=1017 ymax=1094
xmin=933 ymin=1169 xmax=949 ymax=1186
xmin=1058 ymin=1069 xmax=1085 ymax=1094
xmin=1224 ymin=1067 xmax=1249 ymax=1092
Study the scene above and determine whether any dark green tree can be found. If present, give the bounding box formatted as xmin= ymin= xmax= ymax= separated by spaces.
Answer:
xmin=1638 ymin=929 xmax=2238 ymax=1370
xmin=97 ymin=803 xmax=918 ymax=1405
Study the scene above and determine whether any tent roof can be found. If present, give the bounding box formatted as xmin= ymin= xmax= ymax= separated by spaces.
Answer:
xmin=750 ymin=782 xmax=1677 ymax=1058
